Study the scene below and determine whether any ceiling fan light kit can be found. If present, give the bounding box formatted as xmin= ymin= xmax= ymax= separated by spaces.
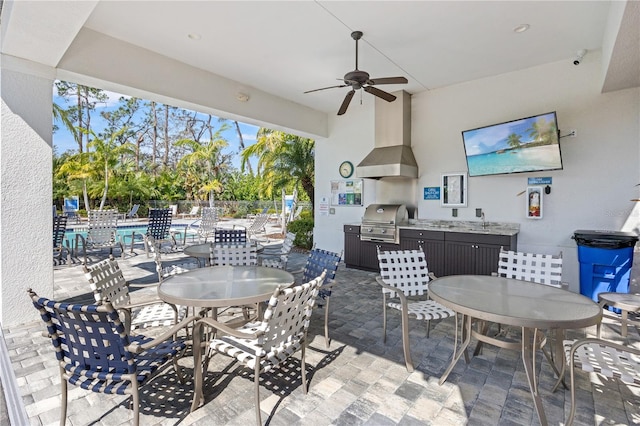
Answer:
xmin=304 ymin=30 xmax=408 ymax=115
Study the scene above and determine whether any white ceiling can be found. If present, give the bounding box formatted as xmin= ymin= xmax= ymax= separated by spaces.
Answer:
xmin=1 ymin=1 xmax=638 ymax=116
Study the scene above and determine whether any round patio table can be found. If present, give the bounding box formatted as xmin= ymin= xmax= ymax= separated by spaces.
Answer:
xmin=429 ymin=275 xmax=601 ymax=426
xmin=157 ymin=265 xmax=293 ymax=310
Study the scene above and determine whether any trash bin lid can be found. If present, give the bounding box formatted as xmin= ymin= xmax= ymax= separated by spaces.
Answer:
xmin=573 ymin=229 xmax=639 ymax=248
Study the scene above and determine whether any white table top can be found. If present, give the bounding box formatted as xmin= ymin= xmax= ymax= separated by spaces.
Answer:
xmin=429 ymin=275 xmax=602 ymax=329
xmin=157 ymin=265 xmax=294 ymax=308
xmin=598 ymin=292 xmax=640 ymax=311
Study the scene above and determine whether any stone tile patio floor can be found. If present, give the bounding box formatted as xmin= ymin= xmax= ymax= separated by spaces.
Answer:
xmin=3 ymin=232 xmax=639 ymax=425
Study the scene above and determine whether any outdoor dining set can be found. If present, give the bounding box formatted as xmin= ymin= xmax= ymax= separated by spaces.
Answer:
xmin=39 ymin=210 xmax=640 ymax=425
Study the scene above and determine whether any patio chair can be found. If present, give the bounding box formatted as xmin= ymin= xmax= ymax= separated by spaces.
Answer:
xmin=128 ymin=208 xmax=175 ymax=257
xmin=53 ymin=215 xmax=70 ymax=265
xmin=189 ymin=271 xmax=326 ymax=425
xmin=259 ymin=231 xmax=296 ymax=269
xmin=210 ymin=243 xmax=258 ymax=266
xmin=27 ymin=289 xmax=195 ymax=426
xmin=180 ymin=205 xmax=200 ymax=219
xmin=246 ymin=206 xmax=268 ymax=220
xmin=214 ymin=228 xmax=247 ymax=244
xmin=182 ymin=206 xmax=219 ymax=244
xmin=552 ymin=338 xmax=640 ymax=425
xmin=76 ymin=209 xmax=124 ymax=265
xmin=83 ymin=256 xmax=183 ymax=334
xmin=122 ymin=203 xmax=140 ymax=221
xmin=478 ymin=247 xmax=565 ymax=355
xmin=146 ymin=235 xmax=199 ymax=283
xmin=237 ymin=213 xmax=270 ymax=242
xmin=377 ymin=247 xmax=456 ymax=372
xmin=301 ymin=247 xmax=342 ymax=348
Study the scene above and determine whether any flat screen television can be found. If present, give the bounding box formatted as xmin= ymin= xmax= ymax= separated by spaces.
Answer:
xmin=461 ymin=111 xmax=563 ymax=177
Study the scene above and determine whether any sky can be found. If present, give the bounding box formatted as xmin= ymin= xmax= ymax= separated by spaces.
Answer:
xmin=52 ymin=85 xmax=260 ymax=170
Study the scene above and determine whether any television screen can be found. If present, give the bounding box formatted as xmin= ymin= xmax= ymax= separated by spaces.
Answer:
xmin=461 ymin=112 xmax=563 ymax=177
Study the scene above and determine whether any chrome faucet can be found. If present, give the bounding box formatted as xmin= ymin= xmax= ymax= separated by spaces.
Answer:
xmin=481 ymin=212 xmax=486 ymax=229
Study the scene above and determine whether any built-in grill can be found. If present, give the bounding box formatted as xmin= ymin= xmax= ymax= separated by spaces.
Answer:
xmin=360 ymin=204 xmax=408 ymax=244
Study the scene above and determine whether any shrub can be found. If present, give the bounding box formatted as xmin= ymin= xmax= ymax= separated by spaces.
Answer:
xmin=287 ymin=218 xmax=314 ymax=250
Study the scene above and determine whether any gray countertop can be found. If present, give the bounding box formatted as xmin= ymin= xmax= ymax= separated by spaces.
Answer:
xmin=347 ymin=220 xmax=520 ymax=236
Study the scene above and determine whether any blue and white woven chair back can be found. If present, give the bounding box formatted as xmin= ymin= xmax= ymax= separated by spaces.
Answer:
xmin=302 ymin=248 xmax=342 ymax=284
xmin=214 ymin=228 xmax=247 ymax=244
xmin=147 ymin=208 xmax=172 ymax=240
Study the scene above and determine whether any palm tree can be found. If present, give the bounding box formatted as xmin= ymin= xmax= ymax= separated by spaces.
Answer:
xmin=527 ymin=117 xmax=557 ymax=145
xmin=85 ymin=128 xmax=135 ymax=209
xmin=506 ymin=133 xmax=522 ymax=149
xmin=176 ymin=135 xmax=230 ymax=205
xmin=241 ymin=129 xmax=315 ymax=210
xmin=56 ymin=152 xmax=93 ymax=211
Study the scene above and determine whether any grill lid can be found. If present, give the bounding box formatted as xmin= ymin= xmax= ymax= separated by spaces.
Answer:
xmin=362 ymin=204 xmax=408 ymax=225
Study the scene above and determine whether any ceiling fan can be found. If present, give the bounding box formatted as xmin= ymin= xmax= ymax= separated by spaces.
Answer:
xmin=304 ymin=30 xmax=408 ymax=115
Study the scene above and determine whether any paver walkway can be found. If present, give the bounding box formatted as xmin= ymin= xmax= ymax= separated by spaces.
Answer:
xmin=2 ymin=232 xmax=639 ymax=425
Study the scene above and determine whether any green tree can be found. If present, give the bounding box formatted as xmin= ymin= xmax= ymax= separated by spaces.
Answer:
xmin=241 ymin=129 xmax=315 ymax=209
xmin=56 ymin=151 xmax=93 ymax=211
xmin=84 ymin=128 xmax=136 ymax=210
xmin=527 ymin=117 xmax=557 ymax=145
xmin=176 ymin=133 xmax=231 ymax=204
xmin=506 ymin=133 xmax=522 ymax=149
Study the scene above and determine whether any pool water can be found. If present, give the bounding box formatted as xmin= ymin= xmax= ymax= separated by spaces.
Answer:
xmin=64 ymin=224 xmax=187 ymax=243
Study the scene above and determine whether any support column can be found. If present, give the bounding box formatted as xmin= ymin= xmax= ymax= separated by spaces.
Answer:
xmin=1 ymin=57 xmax=55 ymax=327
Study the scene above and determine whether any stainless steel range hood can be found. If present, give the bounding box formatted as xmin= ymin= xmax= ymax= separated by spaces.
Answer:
xmin=356 ymin=90 xmax=418 ymax=179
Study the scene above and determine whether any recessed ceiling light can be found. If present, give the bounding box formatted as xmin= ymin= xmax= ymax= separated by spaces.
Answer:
xmin=188 ymin=33 xmax=201 ymax=40
xmin=513 ymin=24 xmax=530 ymax=33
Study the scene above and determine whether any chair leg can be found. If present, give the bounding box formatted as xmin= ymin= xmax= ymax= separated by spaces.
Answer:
xmin=324 ymin=297 xmax=331 ymax=348
xmin=567 ymin=358 xmax=578 ymax=425
xmin=400 ymin=308 xmax=414 ymax=372
xmin=382 ymin=295 xmax=387 ymax=343
xmin=60 ymin=370 xmax=68 ymax=425
xmin=301 ymin=344 xmax=308 ymax=394
xmin=132 ymin=380 xmax=140 ymax=426
xmin=254 ymin=360 xmax=262 ymax=426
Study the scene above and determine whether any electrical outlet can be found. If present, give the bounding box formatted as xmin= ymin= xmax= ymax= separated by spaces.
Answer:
xmin=476 ymin=208 xmax=483 ymax=218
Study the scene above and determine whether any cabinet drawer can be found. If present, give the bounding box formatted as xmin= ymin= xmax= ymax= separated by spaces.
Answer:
xmin=399 ymin=229 xmax=445 ymax=241
xmin=344 ymin=225 xmax=360 ymax=234
xmin=445 ymin=232 xmax=512 ymax=246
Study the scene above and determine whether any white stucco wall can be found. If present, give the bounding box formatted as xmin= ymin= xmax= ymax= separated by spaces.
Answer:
xmin=1 ymin=60 xmax=54 ymax=327
xmin=315 ymin=51 xmax=640 ymax=292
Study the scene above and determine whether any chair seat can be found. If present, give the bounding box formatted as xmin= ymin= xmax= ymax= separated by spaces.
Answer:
xmin=387 ymin=299 xmax=455 ymax=320
xmin=130 ymin=303 xmax=185 ymax=329
xmin=563 ymin=339 xmax=640 ymax=385
xmin=208 ymin=323 xmax=303 ymax=372
xmin=64 ymin=334 xmax=187 ymax=394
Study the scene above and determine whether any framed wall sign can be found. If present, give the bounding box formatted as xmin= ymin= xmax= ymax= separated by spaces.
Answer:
xmin=330 ymin=179 xmax=363 ymax=206
xmin=441 ymin=173 xmax=467 ymax=207
xmin=526 ymin=186 xmax=543 ymax=219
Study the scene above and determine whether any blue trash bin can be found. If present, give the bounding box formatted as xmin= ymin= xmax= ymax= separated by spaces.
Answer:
xmin=573 ymin=230 xmax=638 ymax=312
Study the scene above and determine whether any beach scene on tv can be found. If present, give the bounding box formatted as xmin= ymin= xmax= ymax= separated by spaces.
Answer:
xmin=462 ymin=112 xmax=563 ymax=177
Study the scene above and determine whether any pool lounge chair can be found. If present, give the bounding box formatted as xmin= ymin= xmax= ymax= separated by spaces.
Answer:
xmin=121 ymin=203 xmax=140 ymax=221
xmin=76 ymin=209 xmax=124 ymax=265
xmin=180 ymin=205 xmax=200 ymax=219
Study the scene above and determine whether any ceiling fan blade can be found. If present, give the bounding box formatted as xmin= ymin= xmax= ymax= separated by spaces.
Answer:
xmin=364 ymin=86 xmax=396 ymax=102
xmin=337 ymin=90 xmax=356 ymax=115
xmin=367 ymin=76 xmax=408 ymax=85
xmin=304 ymin=84 xmax=348 ymax=94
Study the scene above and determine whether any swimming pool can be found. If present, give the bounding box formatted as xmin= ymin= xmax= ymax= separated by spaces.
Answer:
xmin=64 ymin=224 xmax=188 ymax=243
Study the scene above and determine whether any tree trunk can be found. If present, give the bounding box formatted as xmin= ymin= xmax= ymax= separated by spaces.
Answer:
xmin=77 ymin=93 xmax=84 ymax=153
xmin=82 ymin=180 xmax=90 ymax=213
xmin=234 ymin=121 xmax=253 ymax=174
xmin=163 ymin=104 xmax=169 ymax=167
xmin=151 ymin=101 xmax=158 ymax=165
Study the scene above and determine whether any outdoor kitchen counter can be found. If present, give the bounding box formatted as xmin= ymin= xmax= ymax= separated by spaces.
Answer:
xmin=345 ymin=220 xmax=520 ymax=236
xmin=398 ymin=220 xmax=520 ymax=236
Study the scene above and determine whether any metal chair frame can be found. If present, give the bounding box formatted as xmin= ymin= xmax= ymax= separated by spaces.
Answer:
xmin=259 ymin=231 xmax=296 ymax=269
xmin=83 ymin=256 xmax=182 ymax=334
xmin=302 ymin=247 xmax=342 ymax=348
xmin=76 ymin=209 xmax=124 ymax=265
xmin=190 ymin=272 xmax=325 ymax=425
xmin=27 ymin=289 xmax=195 ymax=426
xmin=377 ymin=247 xmax=456 ymax=372
xmin=552 ymin=338 xmax=640 ymax=425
